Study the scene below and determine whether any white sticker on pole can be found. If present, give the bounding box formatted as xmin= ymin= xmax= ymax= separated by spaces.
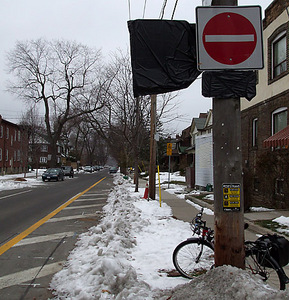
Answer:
xmin=196 ymin=6 xmax=263 ymax=71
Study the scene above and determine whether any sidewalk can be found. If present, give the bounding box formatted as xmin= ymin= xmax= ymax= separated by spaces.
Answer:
xmin=138 ymin=178 xmax=289 ymax=239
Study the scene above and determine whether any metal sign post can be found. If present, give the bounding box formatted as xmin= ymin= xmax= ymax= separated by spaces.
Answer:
xmin=167 ymin=143 xmax=172 ymax=188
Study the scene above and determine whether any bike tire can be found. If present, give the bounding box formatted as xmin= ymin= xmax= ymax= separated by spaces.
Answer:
xmin=173 ymin=238 xmax=215 ymax=279
xmin=245 ymin=251 xmax=286 ymax=290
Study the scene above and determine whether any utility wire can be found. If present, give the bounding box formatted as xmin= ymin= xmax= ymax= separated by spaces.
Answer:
xmin=127 ymin=0 xmax=131 ymax=20
xmin=159 ymin=0 xmax=168 ymax=19
xmin=142 ymin=0 xmax=147 ymax=18
xmin=171 ymin=0 xmax=179 ymax=19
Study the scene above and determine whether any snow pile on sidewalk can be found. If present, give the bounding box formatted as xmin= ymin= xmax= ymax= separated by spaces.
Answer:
xmin=50 ymin=174 xmax=289 ymax=299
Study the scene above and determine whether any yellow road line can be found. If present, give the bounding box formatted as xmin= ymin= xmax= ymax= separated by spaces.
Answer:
xmin=0 ymin=177 xmax=106 ymax=256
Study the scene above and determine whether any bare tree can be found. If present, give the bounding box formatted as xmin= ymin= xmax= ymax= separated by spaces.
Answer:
xmin=7 ymin=39 xmax=107 ymax=166
xmin=87 ymin=50 xmax=180 ymax=190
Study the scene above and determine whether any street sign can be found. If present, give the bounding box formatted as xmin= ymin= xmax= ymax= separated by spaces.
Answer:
xmin=196 ymin=6 xmax=263 ymax=71
xmin=223 ymin=183 xmax=241 ymax=212
xmin=167 ymin=143 xmax=172 ymax=156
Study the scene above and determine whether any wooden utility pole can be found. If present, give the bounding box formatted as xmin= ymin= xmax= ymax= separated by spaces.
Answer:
xmin=211 ymin=0 xmax=245 ymax=268
xmin=149 ymin=94 xmax=157 ymax=200
xmin=134 ymin=96 xmax=140 ymax=192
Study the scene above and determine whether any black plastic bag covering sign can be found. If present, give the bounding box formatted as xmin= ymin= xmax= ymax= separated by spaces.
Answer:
xmin=128 ymin=20 xmax=201 ymax=97
xmin=202 ymin=71 xmax=256 ymax=101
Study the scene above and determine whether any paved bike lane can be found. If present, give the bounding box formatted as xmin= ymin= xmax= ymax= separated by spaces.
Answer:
xmin=0 ymin=176 xmax=113 ymax=300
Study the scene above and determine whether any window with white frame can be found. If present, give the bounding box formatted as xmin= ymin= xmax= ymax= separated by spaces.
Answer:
xmin=18 ymin=130 xmax=21 ymax=142
xmin=40 ymin=157 xmax=47 ymax=163
xmin=6 ymin=149 xmax=8 ymax=161
xmin=252 ymin=118 xmax=258 ymax=147
xmin=0 ymin=126 xmax=3 ymax=138
xmin=272 ymin=32 xmax=287 ymax=78
xmin=272 ymin=107 xmax=287 ymax=135
xmin=6 ymin=127 xmax=9 ymax=139
xmin=275 ymin=178 xmax=284 ymax=195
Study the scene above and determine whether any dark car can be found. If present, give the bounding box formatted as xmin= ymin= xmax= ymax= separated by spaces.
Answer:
xmin=61 ymin=166 xmax=74 ymax=178
xmin=109 ymin=166 xmax=118 ymax=174
xmin=42 ymin=168 xmax=64 ymax=182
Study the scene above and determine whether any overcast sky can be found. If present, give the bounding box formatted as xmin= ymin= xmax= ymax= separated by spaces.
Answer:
xmin=0 ymin=0 xmax=273 ymax=133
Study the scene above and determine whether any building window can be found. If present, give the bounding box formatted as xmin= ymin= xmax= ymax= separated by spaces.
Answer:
xmin=14 ymin=151 xmax=16 ymax=161
xmin=18 ymin=130 xmax=21 ymax=142
xmin=272 ymin=107 xmax=287 ymax=135
xmin=272 ymin=33 xmax=287 ymax=78
xmin=253 ymin=177 xmax=260 ymax=192
xmin=0 ymin=126 xmax=3 ymax=138
xmin=41 ymin=145 xmax=48 ymax=152
xmin=0 ymin=148 xmax=2 ymax=161
xmin=6 ymin=149 xmax=8 ymax=161
xmin=40 ymin=157 xmax=47 ymax=163
xmin=275 ymin=178 xmax=284 ymax=195
xmin=252 ymin=118 xmax=258 ymax=147
xmin=6 ymin=128 xmax=9 ymax=139
xmin=268 ymin=23 xmax=288 ymax=82
xmin=17 ymin=150 xmax=20 ymax=161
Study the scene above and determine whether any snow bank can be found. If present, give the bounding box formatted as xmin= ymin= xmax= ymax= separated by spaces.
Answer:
xmin=157 ymin=265 xmax=288 ymax=300
xmin=50 ymin=174 xmax=289 ymax=299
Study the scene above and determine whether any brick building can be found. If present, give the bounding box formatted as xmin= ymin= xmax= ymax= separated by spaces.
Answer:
xmin=28 ymin=136 xmax=63 ymax=169
xmin=241 ymin=0 xmax=289 ymax=209
xmin=0 ymin=115 xmax=28 ymax=174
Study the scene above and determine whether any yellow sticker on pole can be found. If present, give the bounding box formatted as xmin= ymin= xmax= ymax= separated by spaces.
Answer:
xmin=223 ymin=183 xmax=241 ymax=212
xmin=167 ymin=143 xmax=172 ymax=156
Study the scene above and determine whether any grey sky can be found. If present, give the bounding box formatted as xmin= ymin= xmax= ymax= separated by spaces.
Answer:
xmin=0 ymin=0 xmax=272 ymax=133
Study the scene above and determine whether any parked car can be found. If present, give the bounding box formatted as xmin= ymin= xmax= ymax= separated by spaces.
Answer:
xmin=93 ymin=165 xmax=100 ymax=171
xmin=109 ymin=166 xmax=118 ymax=174
xmin=83 ymin=166 xmax=93 ymax=173
xmin=61 ymin=166 xmax=74 ymax=178
xmin=42 ymin=168 xmax=64 ymax=182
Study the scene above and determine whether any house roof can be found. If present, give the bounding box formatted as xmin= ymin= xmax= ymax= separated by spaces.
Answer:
xmin=194 ymin=118 xmax=207 ymax=130
xmin=263 ymin=125 xmax=289 ymax=148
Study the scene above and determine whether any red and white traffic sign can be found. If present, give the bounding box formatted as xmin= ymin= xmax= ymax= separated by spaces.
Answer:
xmin=196 ymin=6 xmax=263 ymax=71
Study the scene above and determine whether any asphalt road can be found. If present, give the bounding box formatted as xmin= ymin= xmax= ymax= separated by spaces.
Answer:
xmin=0 ymin=169 xmax=115 ymax=299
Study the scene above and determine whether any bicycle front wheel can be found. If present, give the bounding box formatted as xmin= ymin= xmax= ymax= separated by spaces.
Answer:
xmin=173 ymin=238 xmax=214 ymax=279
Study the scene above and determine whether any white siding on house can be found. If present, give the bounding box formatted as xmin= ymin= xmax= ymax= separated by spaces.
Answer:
xmin=195 ymin=133 xmax=214 ymax=188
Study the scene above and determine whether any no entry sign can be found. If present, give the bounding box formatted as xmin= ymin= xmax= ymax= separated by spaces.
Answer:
xmin=196 ymin=6 xmax=263 ymax=71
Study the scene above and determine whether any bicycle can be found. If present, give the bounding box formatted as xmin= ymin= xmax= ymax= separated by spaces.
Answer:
xmin=172 ymin=208 xmax=289 ymax=290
